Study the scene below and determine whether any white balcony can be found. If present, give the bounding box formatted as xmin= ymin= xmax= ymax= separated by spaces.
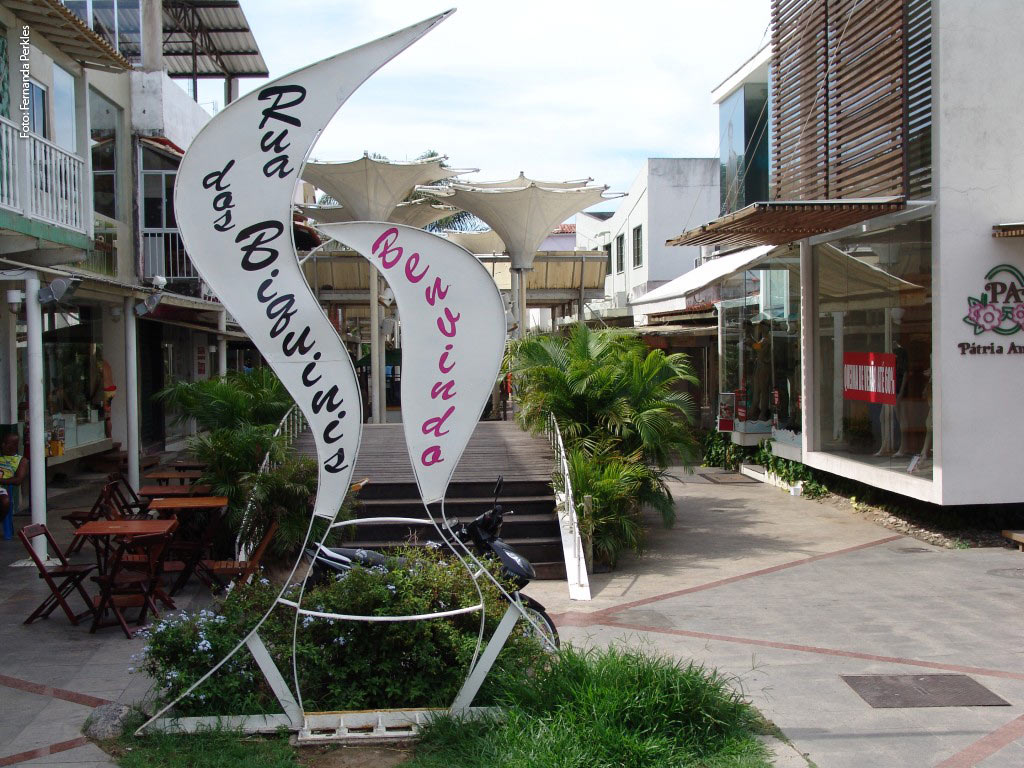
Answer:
xmin=0 ymin=115 xmax=87 ymax=235
xmin=142 ymin=228 xmax=217 ymax=301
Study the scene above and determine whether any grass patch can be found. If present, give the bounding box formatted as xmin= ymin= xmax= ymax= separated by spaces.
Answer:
xmin=407 ymin=644 xmax=772 ymax=768
xmin=111 ymin=646 xmax=771 ymax=768
xmin=110 ymin=725 xmax=299 ymax=768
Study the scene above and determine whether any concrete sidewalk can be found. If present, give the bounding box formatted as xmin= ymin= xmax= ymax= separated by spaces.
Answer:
xmin=527 ymin=467 xmax=1024 ymax=768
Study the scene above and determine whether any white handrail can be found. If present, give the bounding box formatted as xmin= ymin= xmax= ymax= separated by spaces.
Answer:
xmin=545 ymin=413 xmax=591 ymax=601
xmin=0 ymin=115 xmax=86 ymax=234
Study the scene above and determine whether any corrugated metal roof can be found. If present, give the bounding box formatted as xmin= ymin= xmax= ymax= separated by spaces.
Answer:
xmin=7 ymin=0 xmax=131 ymax=72
xmin=162 ymin=1 xmax=268 ymax=78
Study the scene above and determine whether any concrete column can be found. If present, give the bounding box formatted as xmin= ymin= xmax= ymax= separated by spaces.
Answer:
xmin=141 ymin=0 xmax=164 ymax=72
xmin=0 ymin=300 xmax=16 ymax=423
xmin=76 ymin=68 xmax=94 ymax=238
xmin=24 ymin=275 xmax=46 ymax=558
xmin=378 ymin=306 xmax=388 ymax=424
xmin=517 ymin=269 xmax=528 ymax=338
xmin=217 ymin=310 xmax=227 ymax=377
xmin=578 ymin=256 xmax=586 ymax=323
xmin=123 ymin=297 xmax=140 ymax=491
xmin=369 ymin=273 xmax=381 ymax=423
xmin=102 ymin=306 xmax=128 ymax=446
xmin=799 ymin=239 xmax=817 ymax=454
xmin=832 ymin=312 xmax=844 ymax=441
xmin=224 ymin=77 xmax=239 ymax=106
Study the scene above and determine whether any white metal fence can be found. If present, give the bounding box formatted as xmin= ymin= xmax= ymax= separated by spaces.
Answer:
xmin=546 ymin=412 xmax=591 ymax=601
xmin=0 ymin=115 xmax=86 ymax=233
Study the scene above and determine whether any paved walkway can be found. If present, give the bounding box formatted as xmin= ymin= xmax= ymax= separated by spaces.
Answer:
xmin=527 ymin=467 xmax=1024 ymax=768
xmin=0 ymin=473 xmax=207 ymax=767
xmin=3 ymin=466 xmax=1023 ymax=767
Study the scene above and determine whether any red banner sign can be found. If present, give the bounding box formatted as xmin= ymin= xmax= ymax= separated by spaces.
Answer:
xmin=843 ymin=352 xmax=898 ymax=405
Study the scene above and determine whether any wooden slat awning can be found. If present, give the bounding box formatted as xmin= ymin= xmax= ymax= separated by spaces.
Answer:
xmin=9 ymin=0 xmax=131 ymax=72
xmin=666 ymin=198 xmax=906 ymax=248
xmin=993 ymin=223 xmax=1024 ymax=239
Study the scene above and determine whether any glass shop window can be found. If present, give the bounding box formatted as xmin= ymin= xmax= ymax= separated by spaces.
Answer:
xmin=815 ymin=218 xmax=933 ymax=478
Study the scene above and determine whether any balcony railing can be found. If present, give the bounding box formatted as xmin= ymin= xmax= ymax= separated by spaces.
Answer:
xmin=0 ymin=115 xmax=87 ymax=234
xmin=142 ymin=227 xmax=218 ymax=301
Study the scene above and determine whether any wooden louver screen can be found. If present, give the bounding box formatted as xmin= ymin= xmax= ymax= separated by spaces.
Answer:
xmin=771 ymin=0 xmax=924 ymax=201
xmin=771 ymin=0 xmax=829 ymax=200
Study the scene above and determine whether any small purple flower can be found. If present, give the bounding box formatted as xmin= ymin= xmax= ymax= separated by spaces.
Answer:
xmin=967 ymin=302 xmax=983 ymax=323
xmin=977 ymin=303 xmax=1003 ymax=331
xmin=1010 ymin=303 xmax=1024 ymax=326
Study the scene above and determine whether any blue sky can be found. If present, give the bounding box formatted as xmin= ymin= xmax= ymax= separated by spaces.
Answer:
xmin=201 ymin=1 xmax=771 ymax=213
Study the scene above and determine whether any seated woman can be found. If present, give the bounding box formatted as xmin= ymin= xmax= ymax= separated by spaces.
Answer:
xmin=0 ymin=433 xmax=28 ymax=540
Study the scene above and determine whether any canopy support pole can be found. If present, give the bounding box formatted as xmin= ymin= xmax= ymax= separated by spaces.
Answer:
xmin=370 ymin=273 xmax=381 ymax=423
xmin=517 ymin=269 xmax=527 ymax=338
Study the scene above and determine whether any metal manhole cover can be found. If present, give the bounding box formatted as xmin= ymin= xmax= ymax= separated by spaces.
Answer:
xmin=987 ymin=568 xmax=1024 ymax=580
xmin=894 ymin=547 xmax=932 ymax=553
xmin=841 ymin=674 xmax=1010 ymax=708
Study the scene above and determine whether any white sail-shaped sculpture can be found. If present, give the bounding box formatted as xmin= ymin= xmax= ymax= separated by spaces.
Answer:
xmin=319 ymin=222 xmax=506 ymax=504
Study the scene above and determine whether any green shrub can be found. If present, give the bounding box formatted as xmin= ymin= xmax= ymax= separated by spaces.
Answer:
xmin=700 ymin=430 xmax=749 ymax=470
xmin=138 ymin=547 xmax=546 ymax=715
xmin=408 ymin=645 xmax=771 ymax=768
xmin=561 ymin=448 xmax=676 ymax=566
xmin=752 ymin=439 xmax=829 ymax=499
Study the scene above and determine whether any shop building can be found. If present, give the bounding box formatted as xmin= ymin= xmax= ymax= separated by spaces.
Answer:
xmin=660 ymin=0 xmax=1024 ymax=505
xmin=0 ymin=0 xmax=265 ymax=555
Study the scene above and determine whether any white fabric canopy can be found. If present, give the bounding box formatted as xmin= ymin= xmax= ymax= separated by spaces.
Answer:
xmin=302 ymin=155 xmax=469 ymax=221
xmin=632 ymin=244 xmax=921 ymax=318
xmin=453 ymin=172 xmax=592 ymax=189
xmin=631 ymin=246 xmax=776 ymax=315
xmin=420 ymin=182 xmax=612 ymax=269
xmin=297 ymin=204 xmax=355 ymax=224
xmin=442 ymin=229 xmax=506 ymax=254
xmin=299 ymin=199 xmax=458 ymax=229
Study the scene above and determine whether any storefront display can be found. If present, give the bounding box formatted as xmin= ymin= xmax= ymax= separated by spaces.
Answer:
xmin=17 ymin=306 xmax=108 ymax=459
xmin=715 ymin=246 xmax=802 ymax=448
xmin=814 ymin=218 xmax=932 ymax=477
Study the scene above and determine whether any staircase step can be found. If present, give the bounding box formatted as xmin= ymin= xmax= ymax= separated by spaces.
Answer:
xmin=357 ymin=480 xmax=554 ymax=500
xmin=348 ymin=536 xmax=565 ymax=566
xmin=346 ymin=513 xmax=559 ymax=541
xmin=533 ymin=561 xmax=567 ymax=580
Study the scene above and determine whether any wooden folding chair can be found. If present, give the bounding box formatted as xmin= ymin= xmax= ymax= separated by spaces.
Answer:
xmin=107 ymin=473 xmax=151 ymax=519
xmin=18 ymin=524 xmax=96 ymax=626
xmin=90 ymin=521 xmax=178 ymax=639
xmin=202 ymin=520 xmax=279 ymax=588
xmin=59 ymin=483 xmax=114 ymax=556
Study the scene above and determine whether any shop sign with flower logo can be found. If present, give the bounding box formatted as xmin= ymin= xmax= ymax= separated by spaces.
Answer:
xmin=964 ymin=264 xmax=1024 ymax=335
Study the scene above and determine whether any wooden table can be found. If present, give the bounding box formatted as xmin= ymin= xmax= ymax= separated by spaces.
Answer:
xmin=74 ymin=519 xmax=178 ymax=573
xmin=73 ymin=519 xmax=178 ymax=638
xmin=146 ymin=496 xmax=229 ymax=516
xmin=139 ymin=484 xmax=212 ymax=498
xmin=171 ymin=459 xmax=208 ymax=471
xmin=145 ymin=469 xmax=204 ymax=485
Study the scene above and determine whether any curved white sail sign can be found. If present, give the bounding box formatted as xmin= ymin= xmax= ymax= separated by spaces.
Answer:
xmin=318 ymin=223 xmax=506 ymax=504
xmin=174 ymin=12 xmax=454 ymax=520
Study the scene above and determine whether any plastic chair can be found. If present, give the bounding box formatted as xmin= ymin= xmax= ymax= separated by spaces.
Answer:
xmin=18 ymin=524 xmax=96 ymax=626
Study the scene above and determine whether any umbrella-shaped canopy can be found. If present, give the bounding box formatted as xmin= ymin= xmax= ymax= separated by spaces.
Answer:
xmin=453 ymin=172 xmax=593 ymax=190
xmin=297 ymin=204 xmax=355 ymax=224
xmin=298 ymin=198 xmax=458 ymax=229
xmin=302 ymin=154 xmax=472 ymax=221
xmin=419 ymin=180 xmax=616 ymax=270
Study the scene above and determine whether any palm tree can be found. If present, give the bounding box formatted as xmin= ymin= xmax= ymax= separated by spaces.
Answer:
xmin=507 ymin=323 xmax=699 ymax=466
xmin=507 ymin=323 xmax=699 ymax=564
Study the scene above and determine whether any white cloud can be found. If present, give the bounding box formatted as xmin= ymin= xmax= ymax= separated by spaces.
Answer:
xmin=212 ymin=0 xmax=770 ymax=210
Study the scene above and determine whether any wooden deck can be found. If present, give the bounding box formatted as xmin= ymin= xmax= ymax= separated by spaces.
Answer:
xmin=294 ymin=420 xmax=554 ymax=486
